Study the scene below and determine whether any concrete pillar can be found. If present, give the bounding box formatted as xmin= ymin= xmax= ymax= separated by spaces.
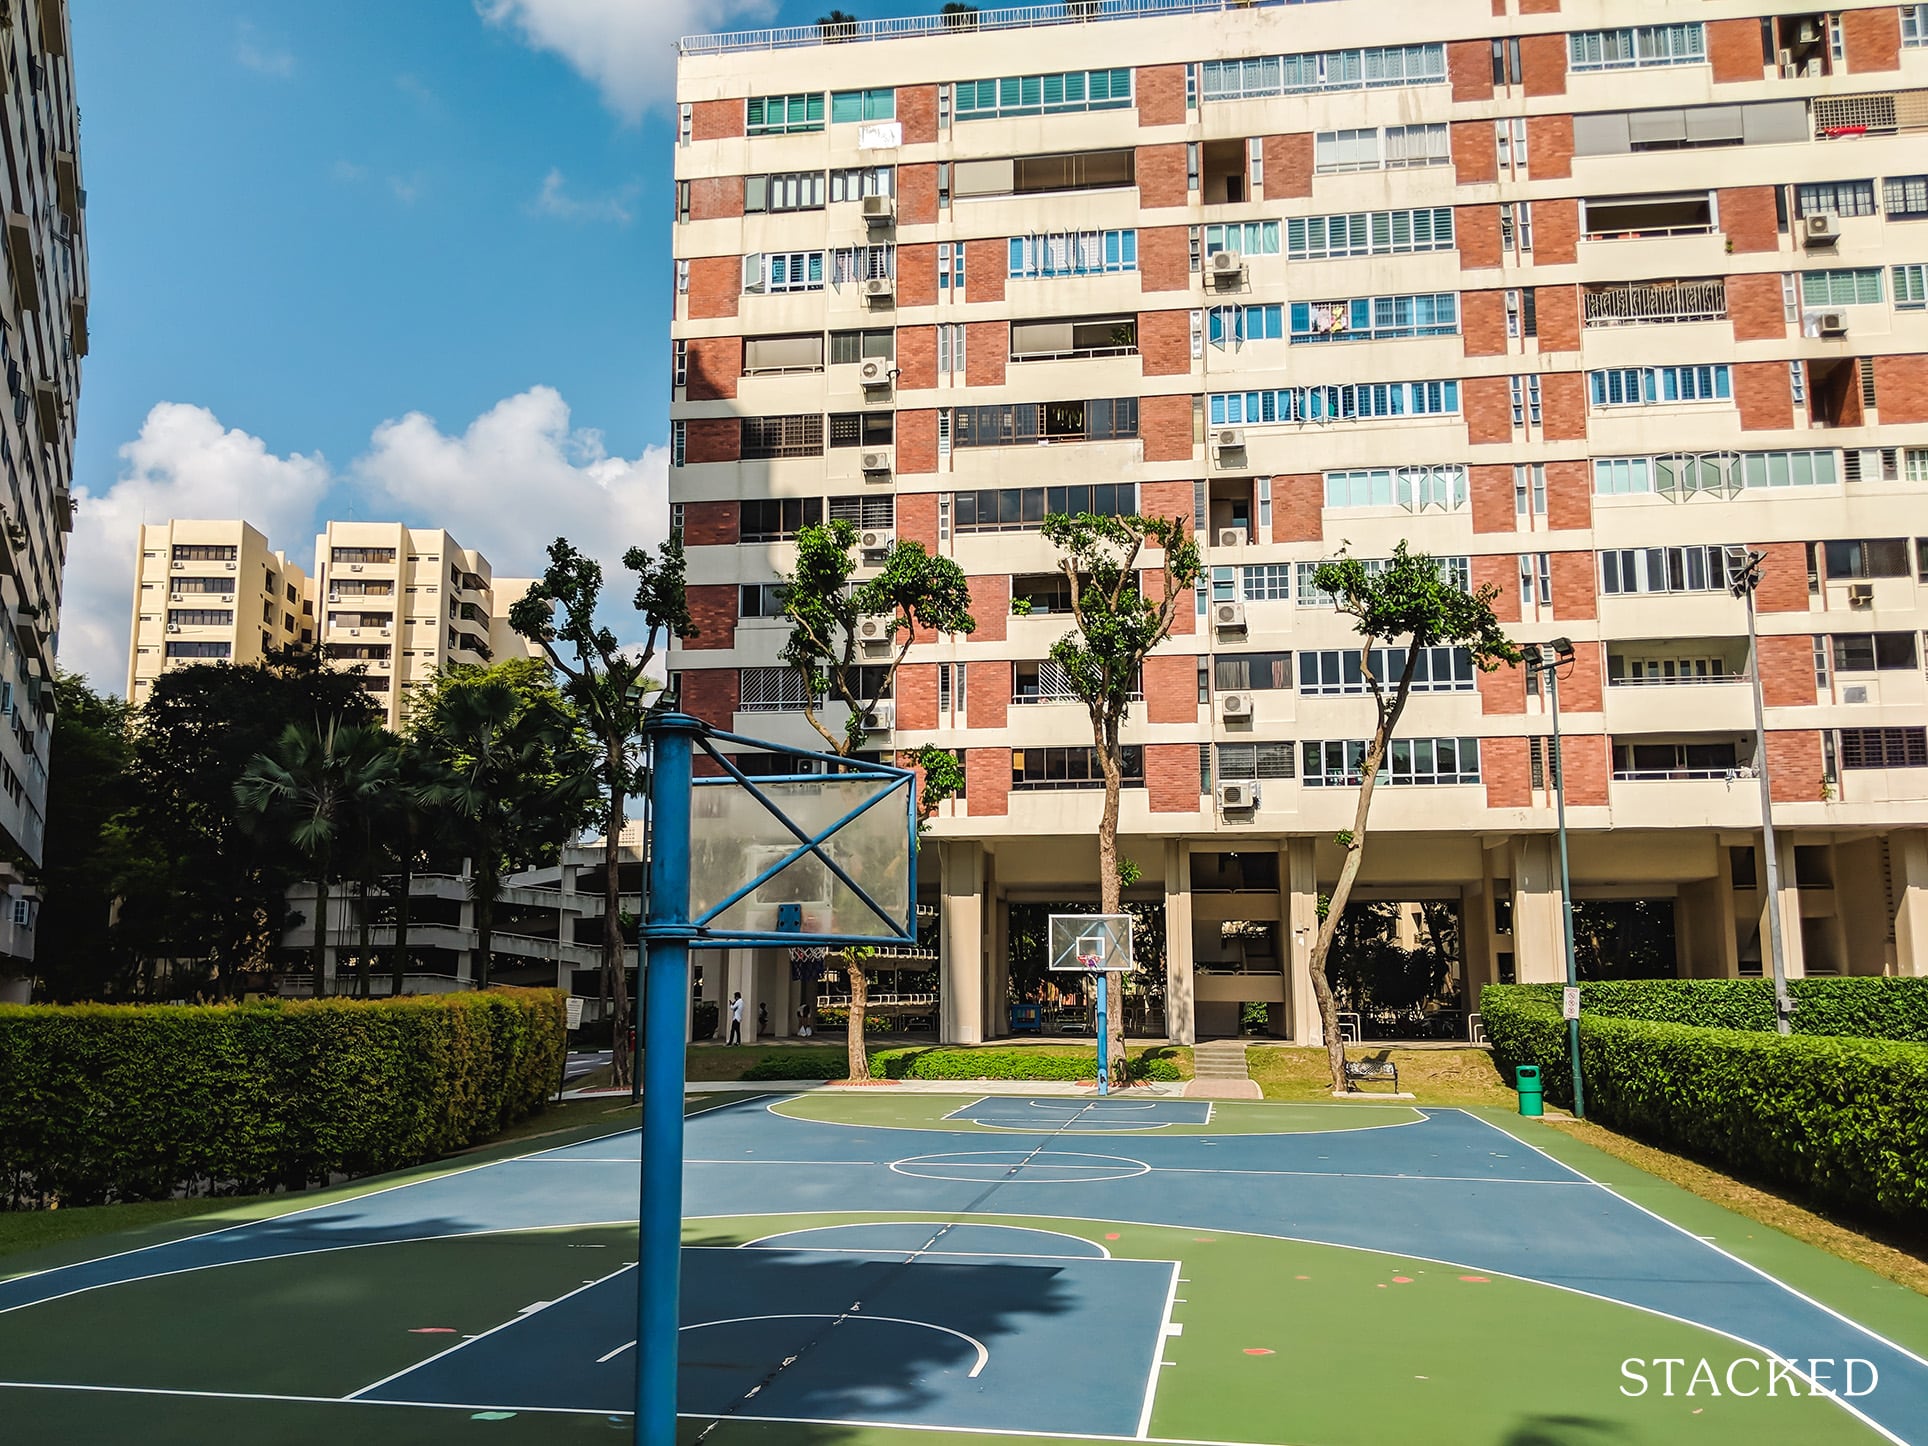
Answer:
xmin=1460 ymin=878 xmax=1494 ymax=997
xmin=1510 ymin=835 xmax=1566 ymax=983
xmin=725 ymin=949 xmax=758 ymax=1044
xmin=988 ymin=861 xmax=1010 ymax=1037
xmin=755 ymin=951 xmax=788 ymax=1039
xmin=1893 ymin=832 xmax=1928 ymax=976
xmin=940 ymin=840 xmax=985 ymax=1044
xmin=1284 ymin=837 xmax=1322 ymax=1044
xmin=1163 ymin=840 xmax=1196 ymax=1045
xmin=1679 ymin=877 xmax=1738 ymax=978
xmin=1768 ymin=835 xmax=1808 ymax=979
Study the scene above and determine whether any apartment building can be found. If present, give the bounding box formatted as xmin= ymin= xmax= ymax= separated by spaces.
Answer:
xmin=0 ymin=0 xmax=87 ymax=999
xmin=126 ymin=520 xmax=314 ymax=701
xmin=669 ymin=0 xmax=1928 ymax=1045
xmin=124 ymin=520 xmax=539 ymax=731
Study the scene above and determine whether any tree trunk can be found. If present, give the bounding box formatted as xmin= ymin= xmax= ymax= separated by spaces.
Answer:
xmin=1307 ymin=743 xmax=1392 ymax=1091
xmin=845 ymin=955 xmax=870 ymax=1082
xmin=1095 ymin=720 xmax=1126 ymax=1082
xmin=606 ymin=762 xmax=631 ymax=1087
xmin=392 ymin=852 xmax=413 ymax=998
xmin=310 ymin=860 xmax=329 ymax=999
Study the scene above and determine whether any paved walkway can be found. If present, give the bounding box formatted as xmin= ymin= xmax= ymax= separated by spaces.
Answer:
xmin=1184 ymin=1039 xmax=1263 ymax=1099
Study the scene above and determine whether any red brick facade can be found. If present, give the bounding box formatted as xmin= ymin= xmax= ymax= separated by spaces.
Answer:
xmin=1148 ymin=744 xmax=1199 ymax=812
xmin=1260 ymin=133 xmax=1312 ymax=200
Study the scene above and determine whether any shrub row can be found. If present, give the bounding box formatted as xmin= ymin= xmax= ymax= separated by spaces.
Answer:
xmin=0 ymin=991 xmax=565 ymax=1210
xmin=1490 ymin=978 xmax=1928 ymax=1043
xmin=738 ymin=1047 xmax=1184 ymax=1083
xmin=1480 ymin=984 xmax=1928 ymax=1222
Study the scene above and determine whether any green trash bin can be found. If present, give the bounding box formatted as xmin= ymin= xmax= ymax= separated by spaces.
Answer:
xmin=1516 ymin=1065 xmax=1544 ymax=1117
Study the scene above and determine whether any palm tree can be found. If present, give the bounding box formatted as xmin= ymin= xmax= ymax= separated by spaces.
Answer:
xmin=235 ymin=718 xmax=400 ymax=997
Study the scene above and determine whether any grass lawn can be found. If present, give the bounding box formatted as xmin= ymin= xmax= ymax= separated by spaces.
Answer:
xmin=1245 ymin=1043 xmax=1513 ymax=1106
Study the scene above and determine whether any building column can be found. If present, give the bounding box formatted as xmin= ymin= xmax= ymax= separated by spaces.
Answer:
xmin=1510 ymin=834 xmax=1566 ymax=983
xmin=725 ymin=949 xmax=759 ymax=1045
xmin=1768 ymin=834 xmax=1808 ymax=979
xmin=1679 ymin=877 xmax=1739 ymax=978
xmin=940 ymin=839 xmax=985 ymax=1044
xmin=1893 ymin=832 xmax=1928 ymax=976
xmin=1460 ymin=878 xmax=1494 ymax=999
xmin=1162 ymin=839 xmax=1195 ymax=1045
xmin=988 ymin=859 xmax=1010 ymax=1037
xmin=1284 ymin=836 xmax=1322 ymax=1044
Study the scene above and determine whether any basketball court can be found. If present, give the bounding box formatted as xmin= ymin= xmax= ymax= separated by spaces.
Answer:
xmin=3 ymin=1089 xmax=1926 ymax=1445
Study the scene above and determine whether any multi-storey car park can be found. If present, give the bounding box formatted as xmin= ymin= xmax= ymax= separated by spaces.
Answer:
xmin=0 ymin=0 xmax=85 ymax=1001
xmin=667 ymin=0 xmax=1928 ymax=1047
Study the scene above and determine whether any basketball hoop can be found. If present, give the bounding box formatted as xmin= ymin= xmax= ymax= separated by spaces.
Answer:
xmin=790 ymin=945 xmax=830 ymax=964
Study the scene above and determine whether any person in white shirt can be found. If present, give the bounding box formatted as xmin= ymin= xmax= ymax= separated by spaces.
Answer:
xmin=729 ymin=992 xmax=743 ymax=1045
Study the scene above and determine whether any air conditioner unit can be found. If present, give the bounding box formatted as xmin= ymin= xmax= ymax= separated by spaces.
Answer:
xmin=860 ymin=193 xmax=895 ymax=225
xmin=1209 ymin=250 xmax=1245 ymax=283
xmin=1213 ymin=599 xmax=1247 ymax=632
xmin=863 ymin=700 xmax=896 ymax=731
xmin=348 ymin=627 xmax=361 ymax=636
xmin=1778 ymin=48 xmax=1795 ymax=76
xmin=1803 ymin=213 xmax=1840 ymax=247
xmin=170 ymin=560 xmax=184 ymax=570
xmin=1848 ymin=582 xmax=1874 ymax=607
xmin=350 ymin=563 xmax=364 ymax=572
xmin=328 ymin=592 xmax=341 ymax=603
xmin=165 ymin=621 xmax=180 ymax=633
xmin=1220 ymin=690 xmax=1254 ymax=719
xmin=224 ymin=560 xmax=236 ymax=570
xmin=1794 ymin=18 xmax=1822 ymax=44
xmin=1842 ymin=684 xmax=1870 ymax=704
xmin=856 ymin=615 xmax=892 ymax=644
xmin=1217 ymin=527 xmax=1245 ymax=549
xmin=1818 ymin=309 xmax=1848 ymax=336
xmin=862 ymin=277 xmax=894 ymax=301
xmin=220 ymin=594 xmax=233 ymax=603
xmin=1215 ymin=428 xmax=1246 ymax=451
xmin=858 ymin=527 xmax=895 ymax=553
xmin=858 ymin=357 xmax=891 ymax=388
xmin=1216 ymin=779 xmax=1257 ymax=812
xmin=861 ymin=449 xmax=893 ymax=474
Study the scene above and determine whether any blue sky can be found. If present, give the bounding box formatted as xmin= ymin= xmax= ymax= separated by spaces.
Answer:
xmin=64 ymin=0 xmax=930 ymax=688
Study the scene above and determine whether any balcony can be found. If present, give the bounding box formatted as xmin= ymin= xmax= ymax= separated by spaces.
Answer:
xmin=1584 ymin=279 xmax=1726 ymax=328
xmin=1604 ymin=646 xmax=1754 ymax=731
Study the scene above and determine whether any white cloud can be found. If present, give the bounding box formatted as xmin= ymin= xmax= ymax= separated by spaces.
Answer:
xmin=330 ymin=159 xmax=368 ymax=184
xmin=353 ymin=385 xmax=669 ymax=587
xmin=387 ymin=173 xmax=425 ymax=205
xmin=62 ymin=405 xmax=332 ymax=690
xmin=234 ymin=22 xmax=295 ymax=78
xmin=528 ymin=167 xmax=636 ymax=225
xmin=476 ymin=0 xmax=777 ymax=121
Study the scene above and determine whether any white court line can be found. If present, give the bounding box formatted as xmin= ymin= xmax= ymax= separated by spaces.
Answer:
xmin=763 ymin=1093 xmax=1431 ymax=1138
xmin=345 ymin=1261 xmax=636 ymax=1400
xmin=1156 ymin=1166 xmax=1588 ymax=1186
xmin=726 ymin=1245 xmax=1115 ymax=1263
xmin=596 ymin=1340 xmax=634 ymax=1364
xmin=1137 ymin=1262 xmax=1183 ymax=1439
xmin=1465 ymin=1109 xmax=1928 ymax=1377
xmin=1026 ymin=1100 xmax=1165 ymax=1113
xmin=682 ymin=1314 xmax=990 ymax=1379
xmin=958 ymin=1120 xmax=1179 ymax=1134
xmin=738 ymin=1220 xmax=1111 ymax=1259
xmin=508 ymin=1157 xmax=880 ymax=1166
xmin=939 ymin=1096 xmax=993 ymax=1122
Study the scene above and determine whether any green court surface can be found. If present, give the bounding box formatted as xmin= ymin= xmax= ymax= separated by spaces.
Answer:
xmin=767 ymin=1091 xmax=1425 ymax=1135
xmin=0 ymin=1092 xmax=1918 ymax=1446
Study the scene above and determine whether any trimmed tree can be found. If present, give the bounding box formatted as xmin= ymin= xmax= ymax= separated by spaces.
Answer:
xmin=510 ymin=537 xmax=694 ymax=1082
xmin=1039 ymin=511 xmax=1201 ymax=1077
xmin=1307 ymin=543 xmax=1519 ymax=1091
xmin=780 ymin=519 xmax=974 ymax=1081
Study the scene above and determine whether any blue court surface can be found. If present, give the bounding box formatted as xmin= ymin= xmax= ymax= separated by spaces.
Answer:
xmin=2 ymin=1093 xmax=1925 ymax=1445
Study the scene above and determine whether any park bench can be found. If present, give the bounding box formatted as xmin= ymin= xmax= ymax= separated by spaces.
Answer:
xmin=1343 ymin=1058 xmax=1400 ymax=1093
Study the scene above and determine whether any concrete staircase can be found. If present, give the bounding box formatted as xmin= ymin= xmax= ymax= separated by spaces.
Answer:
xmin=1185 ymin=1038 xmax=1262 ymax=1099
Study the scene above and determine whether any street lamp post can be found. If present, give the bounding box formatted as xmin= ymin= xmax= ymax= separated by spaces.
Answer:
xmin=1533 ymin=638 xmax=1585 ymax=1118
xmin=1728 ymin=549 xmax=1794 ymax=1036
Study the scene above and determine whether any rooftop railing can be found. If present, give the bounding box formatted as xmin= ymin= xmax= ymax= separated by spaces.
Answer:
xmin=680 ymin=0 xmax=1319 ymax=58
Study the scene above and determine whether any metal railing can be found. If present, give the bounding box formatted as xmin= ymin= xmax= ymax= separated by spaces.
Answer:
xmin=1584 ymin=279 xmax=1727 ymax=326
xmin=1613 ymin=765 xmax=1758 ymax=782
xmin=1606 ymin=671 xmax=1749 ymax=687
xmin=680 ymin=0 xmax=1318 ymax=57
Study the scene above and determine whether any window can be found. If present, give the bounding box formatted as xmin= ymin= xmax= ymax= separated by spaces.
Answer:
xmin=1214 ymin=651 xmax=1293 ymax=691
xmin=828 ymin=495 xmax=895 ymax=530
xmin=1010 ymin=573 xmax=1076 ymax=614
xmin=1886 ymin=174 xmax=1928 ymax=218
xmin=743 ymin=251 xmax=825 ymax=294
xmin=740 ymin=414 xmax=824 ymax=460
xmin=954 ymin=69 xmax=1132 ymax=119
xmin=955 ymin=484 xmax=1136 ymax=533
xmin=831 ymin=88 xmax=894 ymax=123
xmin=745 ymin=333 xmax=826 ymax=374
xmin=1908 ymin=449 xmax=1928 ymax=483
xmin=671 ymin=420 xmax=686 ymax=467
xmin=1285 ymin=207 xmax=1453 ymax=260
xmin=1515 ymin=464 xmax=1547 ymax=517
xmin=744 ymin=171 xmax=824 ymax=213
xmin=1830 ymin=632 xmax=1919 ymax=672
xmin=1323 ymin=465 xmax=1467 ymax=512
xmin=740 ymin=667 xmax=817 ymax=712
xmin=1795 ymin=179 xmax=1877 ymax=217
xmin=1297 ymin=555 xmax=1469 ymax=605
xmin=675 ymin=258 xmax=689 ymax=295
xmin=1801 ymin=268 xmax=1883 ymax=306
xmin=1289 ymin=294 xmax=1458 ymax=343
xmin=746 ymin=93 xmax=824 ymax=135
xmin=1573 ymin=100 xmax=1807 ymax=155
xmin=952 ymin=399 xmax=1138 ymax=447
xmin=1203 ymin=221 xmax=1280 ymax=257
xmin=1210 ymin=381 xmax=1459 ymax=425
xmin=1824 ymin=538 xmax=1910 ymax=578
xmin=739 ymin=583 xmax=790 ymax=619
xmin=1208 ymin=305 xmax=1283 ymax=347
xmin=1298 ymin=647 xmax=1476 ymax=695
xmin=1904 ymin=5 xmax=1927 ymax=46
xmin=1008 ymin=229 xmax=1138 ymax=278
xmin=1612 ymin=741 xmax=1743 ymax=780
xmin=937 ymin=323 xmax=965 ymax=381
xmin=829 ymin=166 xmax=894 ymax=202
xmin=938 ymin=242 xmax=960 ymax=292
xmin=1581 ymin=192 xmax=1716 ymax=239
xmin=828 ymin=329 xmax=893 ymax=365
xmin=1241 ymin=563 xmax=1292 ymax=601
xmin=1599 ymin=545 xmax=1737 ymax=594
xmin=828 ymin=413 xmax=894 ymax=448
xmin=1013 ymin=746 xmax=1144 ymax=790
xmin=1314 ymin=123 xmax=1449 ymax=173
xmin=1201 ymin=44 xmax=1446 ymax=99
xmin=1588 ymin=365 xmax=1731 ymax=406
xmin=1494 ymin=36 xmax=1521 ymax=86
xmin=331 ymin=547 xmax=396 ymax=565
xmin=165 ymin=641 xmax=232 ymax=659
xmin=1011 ymin=316 xmax=1139 ymax=361
xmin=1740 ymin=450 xmax=1838 ymax=489
xmin=1568 ymin=24 xmax=1706 ymax=71
xmin=738 ymin=498 xmax=823 ymax=542
xmin=1014 ymin=659 xmax=1094 ymax=704
xmin=171 ymin=544 xmax=237 ymax=562
xmin=830 ymin=244 xmax=895 ymax=285
xmin=1839 ymin=727 xmax=1928 ymax=768
xmin=1894 ymin=264 xmax=1927 ymax=311
xmin=1301 ymin=738 xmax=1480 ymax=787
xmin=1215 ymin=744 xmax=1295 ymax=781
xmin=168 ymin=609 xmax=234 ymax=627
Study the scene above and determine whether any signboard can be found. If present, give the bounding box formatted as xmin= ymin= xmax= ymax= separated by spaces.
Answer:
xmin=566 ymin=995 xmax=585 ymax=1031
xmin=1561 ymin=986 xmax=1580 ymax=1022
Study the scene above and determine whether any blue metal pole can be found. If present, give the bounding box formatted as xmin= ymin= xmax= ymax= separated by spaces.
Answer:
xmin=636 ymin=712 xmax=699 ymax=1446
xmin=1096 ymin=974 xmax=1109 ymax=1098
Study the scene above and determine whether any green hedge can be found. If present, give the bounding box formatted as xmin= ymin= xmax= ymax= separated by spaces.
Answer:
xmin=0 ymin=991 xmax=565 ymax=1210
xmin=1480 ymin=984 xmax=1928 ymax=1221
xmin=1489 ymin=978 xmax=1928 ymax=1044
xmin=739 ymin=1046 xmax=1184 ymax=1083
